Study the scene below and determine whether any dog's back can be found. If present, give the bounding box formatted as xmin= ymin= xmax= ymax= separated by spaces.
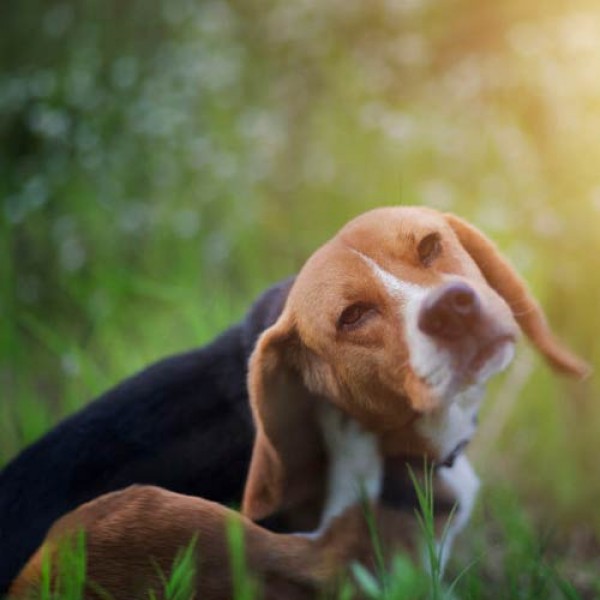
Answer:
xmin=0 ymin=279 xmax=294 ymax=595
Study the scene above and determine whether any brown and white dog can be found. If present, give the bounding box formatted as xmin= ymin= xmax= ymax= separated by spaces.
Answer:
xmin=11 ymin=207 xmax=589 ymax=599
xmin=241 ymin=206 xmax=588 ymax=530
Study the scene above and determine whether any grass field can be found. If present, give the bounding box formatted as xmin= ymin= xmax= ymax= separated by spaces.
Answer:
xmin=2 ymin=0 xmax=599 ymax=597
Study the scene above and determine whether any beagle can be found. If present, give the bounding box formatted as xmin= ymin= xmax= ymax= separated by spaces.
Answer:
xmin=241 ymin=207 xmax=588 ymax=534
xmin=10 ymin=207 xmax=588 ymax=598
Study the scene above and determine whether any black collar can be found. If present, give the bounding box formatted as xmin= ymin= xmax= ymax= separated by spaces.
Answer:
xmin=439 ymin=438 xmax=470 ymax=469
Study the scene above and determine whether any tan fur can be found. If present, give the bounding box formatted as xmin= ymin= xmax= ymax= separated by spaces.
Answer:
xmin=242 ymin=206 xmax=589 ymax=521
xmin=10 ymin=486 xmax=377 ymax=600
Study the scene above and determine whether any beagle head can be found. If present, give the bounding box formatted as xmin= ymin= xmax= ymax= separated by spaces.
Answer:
xmin=242 ymin=207 xmax=589 ymax=523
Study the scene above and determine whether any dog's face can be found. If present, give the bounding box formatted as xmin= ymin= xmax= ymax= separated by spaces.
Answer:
xmin=242 ymin=206 xmax=589 ymax=522
xmin=288 ymin=207 xmax=516 ymax=417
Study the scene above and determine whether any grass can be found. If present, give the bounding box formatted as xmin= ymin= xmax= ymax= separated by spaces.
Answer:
xmin=149 ymin=537 xmax=198 ymax=600
xmin=451 ymin=488 xmax=600 ymax=600
xmin=226 ymin=517 xmax=259 ymax=600
xmin=37 ymin=532 xmax=86 ymax=600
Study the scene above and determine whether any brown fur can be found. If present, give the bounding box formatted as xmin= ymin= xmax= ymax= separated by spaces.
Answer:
xmin=9 ymin=486 xmax=378 ymax=600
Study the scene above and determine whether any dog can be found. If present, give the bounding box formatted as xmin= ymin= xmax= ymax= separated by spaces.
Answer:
xmin=240 ymin=207 xmax=588 ymax=532
xmin=9 ymin=207 xmax=589 ymax=598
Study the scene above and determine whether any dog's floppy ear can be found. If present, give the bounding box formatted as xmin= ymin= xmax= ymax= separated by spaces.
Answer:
xmin=242 ymin=313 xmax=325 ymax=523
xmin=445 ymin=213 xmax=590 ymax=379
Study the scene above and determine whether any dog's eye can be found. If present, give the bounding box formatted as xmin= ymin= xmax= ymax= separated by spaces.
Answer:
xmin=338 ymin=303 xmax=375 ymax=330
xmin=417 ymin=233 xmax=442 ymax=266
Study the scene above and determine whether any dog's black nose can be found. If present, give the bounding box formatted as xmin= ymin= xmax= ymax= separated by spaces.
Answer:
xmin=418 ymin=282 xmax=480 ymax=340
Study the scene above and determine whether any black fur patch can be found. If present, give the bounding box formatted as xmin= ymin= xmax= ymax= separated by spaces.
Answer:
xmin=0 ymin=278 xmax=294 ymax=595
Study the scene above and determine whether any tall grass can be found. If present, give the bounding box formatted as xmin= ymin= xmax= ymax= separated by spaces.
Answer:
xmin=33 ymin=532 xmax=87 ymax=600
xmin=226 ymin=517 xmax=259 ymax=600
xmin=149 ymin=536 xmax=198 ymax=600
xmin=349 ymin=469 xmax=599 ymax=600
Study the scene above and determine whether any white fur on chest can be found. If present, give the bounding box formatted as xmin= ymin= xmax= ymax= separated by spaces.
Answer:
xmin=315 ymin=403 xmax=383 ymax=533
xmin=310 ymin=403 xmax=479 ymax=578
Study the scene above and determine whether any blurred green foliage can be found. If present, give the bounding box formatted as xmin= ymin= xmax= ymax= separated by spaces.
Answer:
xmin=1 ymin=0 xmax=599 ymax=566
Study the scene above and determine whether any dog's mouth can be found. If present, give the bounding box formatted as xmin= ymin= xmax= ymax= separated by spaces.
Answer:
xmin=423 ymin=333 xmax=516 ymax=397
xmin=421 ymin=332 xmax=517 ymax=399
xmin=467 ymin=334 xmax=516 ymax=380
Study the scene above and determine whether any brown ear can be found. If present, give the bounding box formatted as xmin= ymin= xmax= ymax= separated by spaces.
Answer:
xmin=445 ymin=213 xmax=591 ymax=379
xmin=241 ymin=314 xmax=325 ymax=523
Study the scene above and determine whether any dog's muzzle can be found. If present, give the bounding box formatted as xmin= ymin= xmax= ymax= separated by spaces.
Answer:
xmin=416 ymin=281 xmax=516 ymax=385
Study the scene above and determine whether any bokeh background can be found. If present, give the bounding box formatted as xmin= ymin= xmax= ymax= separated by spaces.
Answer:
xmin=1 ymin=0 xmax=599 ymax=592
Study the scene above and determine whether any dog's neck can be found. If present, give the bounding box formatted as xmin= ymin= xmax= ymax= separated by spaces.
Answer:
xmin=313 ymin=395 xmax=482 ymax=573
xmin=313 ymin=386 xmax=482 ymax=534
xmin=316 ymin=403 xmax=383 ymax=534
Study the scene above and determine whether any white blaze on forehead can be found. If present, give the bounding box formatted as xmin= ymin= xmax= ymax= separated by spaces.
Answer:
xmin=354 ymin=249 xmax=441 ymax=384
xmin=353 ymin=250 xmax=427 ymax=302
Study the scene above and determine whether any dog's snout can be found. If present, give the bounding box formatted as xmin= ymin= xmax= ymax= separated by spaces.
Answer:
xmin=418 ymin=282 xmax=481 ymax=340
